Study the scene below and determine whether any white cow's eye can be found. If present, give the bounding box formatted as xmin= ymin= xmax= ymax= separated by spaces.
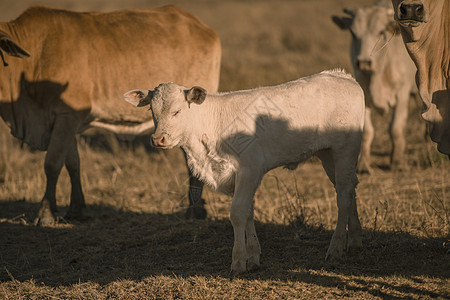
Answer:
xmin=172 ymin=109 xmax=181 ymax=117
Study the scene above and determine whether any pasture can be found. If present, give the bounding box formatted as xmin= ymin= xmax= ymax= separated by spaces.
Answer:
xmin=1 ymin=0 xmax=449 ymax=298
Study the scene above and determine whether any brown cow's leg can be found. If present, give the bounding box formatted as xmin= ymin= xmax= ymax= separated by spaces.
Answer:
xmin=64 ymin=138 xmax=85 ymax=219
xmin=33 ymin=163 xmax=60 ymax=226
xmin=34 ymin=115 xmax=78 ymax=226
xmin=182 ymin=149 xmax=206 ymax=219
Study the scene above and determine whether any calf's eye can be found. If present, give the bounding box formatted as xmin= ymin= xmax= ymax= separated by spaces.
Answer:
xmin=172 ymin=109 xmax=181 ymax=117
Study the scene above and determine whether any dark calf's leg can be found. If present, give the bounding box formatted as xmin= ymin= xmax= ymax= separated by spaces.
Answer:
xmin=64 ymin=138 xmax=86 ymax=219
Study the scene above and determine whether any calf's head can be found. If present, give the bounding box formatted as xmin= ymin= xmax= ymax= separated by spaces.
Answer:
xmin=123 ymin=83 xmax=207 ymax=149
xmin=332 ymin=5 xmax=399 ymax=73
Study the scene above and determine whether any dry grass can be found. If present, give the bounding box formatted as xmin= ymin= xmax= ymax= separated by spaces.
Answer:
xmin=0 ymin=0 xmax=449 ymax=299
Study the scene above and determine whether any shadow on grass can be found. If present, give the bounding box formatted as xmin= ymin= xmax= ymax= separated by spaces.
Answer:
xmin=0 ymin=198 xmax=448 ymax=299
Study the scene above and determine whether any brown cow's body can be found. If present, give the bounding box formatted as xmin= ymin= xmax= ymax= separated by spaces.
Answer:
xmin=0 ymin=5 xmax=221 ymax=224
xmin=391 ymin=0 xmax=450 ymax=156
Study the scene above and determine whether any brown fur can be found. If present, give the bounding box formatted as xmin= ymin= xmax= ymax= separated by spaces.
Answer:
xmin=0 ymin=5 xmax=221 ymax=224
xmin=392 ymin=0 xmax=450 ymax=156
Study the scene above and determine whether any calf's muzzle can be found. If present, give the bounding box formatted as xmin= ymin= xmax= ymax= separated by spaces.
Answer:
xmin=151 ymin=134 xmax=168 ymax=148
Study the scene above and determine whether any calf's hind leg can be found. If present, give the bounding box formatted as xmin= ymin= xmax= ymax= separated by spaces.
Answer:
xmin=318 ymin=149 xmax=362 ymax=260
xmin=358 ymin=108 xmax=374 ymax=173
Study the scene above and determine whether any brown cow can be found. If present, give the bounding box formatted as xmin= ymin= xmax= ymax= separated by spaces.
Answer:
xmin=0 ymin=5 xmax=221 ymax=225
xmin=391 ymin=0 xmax=450 ymax=156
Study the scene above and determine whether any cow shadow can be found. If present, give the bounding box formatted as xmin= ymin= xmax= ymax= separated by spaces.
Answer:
xmin=0 ymin=73 xmax=155 ymax=155
xmin=0 ymin=75 xmax=76 ymax=151
xmin=0 ymin=198 xmax=447 ymax=299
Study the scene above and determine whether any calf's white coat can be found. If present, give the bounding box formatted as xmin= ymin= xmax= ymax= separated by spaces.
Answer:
xmin=124 ymin=69 xmax=365 ymax=274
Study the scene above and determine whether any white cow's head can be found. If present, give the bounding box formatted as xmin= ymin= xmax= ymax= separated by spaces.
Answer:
xmin=332 ymin=4 xmax=398 ymax=73
xmin=123 ymin=83 xmax=206 ymax=149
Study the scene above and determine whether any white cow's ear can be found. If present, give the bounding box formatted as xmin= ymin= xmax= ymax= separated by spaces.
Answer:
xmin=332 ymin=15 xmax=353 ymax=30
xmin=185 ymin=86 xmax=207 ymax=105
xmin=123 ymin=89 xmax=153 ymax=107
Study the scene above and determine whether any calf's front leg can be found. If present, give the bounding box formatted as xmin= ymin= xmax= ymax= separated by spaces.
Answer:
xmin=229 ymin=169 xmax=261 ymax=275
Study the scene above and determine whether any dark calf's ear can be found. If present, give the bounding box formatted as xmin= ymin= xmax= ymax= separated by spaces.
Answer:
xmin=185 ymin=86 xmax=207 ymax=105
xmin=123 ymin=89 xmax=153 ymax=107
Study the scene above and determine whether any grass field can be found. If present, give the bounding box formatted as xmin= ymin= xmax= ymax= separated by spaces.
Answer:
xmin=0 ymin=0 xmax=449 ymax=299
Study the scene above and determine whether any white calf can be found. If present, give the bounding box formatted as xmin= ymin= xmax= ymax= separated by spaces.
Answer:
xmin=124 ymin=69 xmax=365 ymax=274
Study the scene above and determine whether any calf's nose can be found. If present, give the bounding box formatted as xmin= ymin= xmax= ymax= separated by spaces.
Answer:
xmin=399 ymin=3 xmax=424 ymax=21
xmin=151 ymin=134 xmax=168 ymax=147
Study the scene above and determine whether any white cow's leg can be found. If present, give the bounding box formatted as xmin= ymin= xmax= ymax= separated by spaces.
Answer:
xmin=230 ymin=169 xmax=261 ymax=274
xmin=347 ymin=172 xmax=363 ymax=251
xmin=358 ymin=108 xmax=374 ymax=173
xmin=64 ymin=138 xmax=86 ymax=219
xmin=34 ymin=115 xmax=78 ymax=226
xmin=245 ymin=202 xmax=261 ymax=270
xmin=326 ymin=149 xmax=361 ymax=260
xmin=390 ymin=89 xmax=409 ymax=170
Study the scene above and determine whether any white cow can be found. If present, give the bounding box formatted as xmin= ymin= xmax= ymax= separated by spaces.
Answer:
xmin=332 ymin=2 xmax=417 ymax=172
xmin=124 ymin=69 xmax=365 ymax=274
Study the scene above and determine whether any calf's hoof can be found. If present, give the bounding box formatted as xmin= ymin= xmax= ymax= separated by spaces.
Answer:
xmin=247 ymin=254 xmax=260 ymax=271
xmin=247 ymin=262 xmax=260 ymax=272
xmin=229 ymin=259 xmax=247 ymax=277
xmin=325 ymin=235 xmax=347 ymax=261
xmin=185 ymin=202 xmax=207 ymax=219
xmin=347 ymin=234 xmax=363 ymax=251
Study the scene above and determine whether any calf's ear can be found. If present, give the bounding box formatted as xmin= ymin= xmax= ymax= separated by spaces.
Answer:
xmin=123 ymin=89 xmax=153 ymax=107
xmin=185 ymin=86 xmax=207 ymax=105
